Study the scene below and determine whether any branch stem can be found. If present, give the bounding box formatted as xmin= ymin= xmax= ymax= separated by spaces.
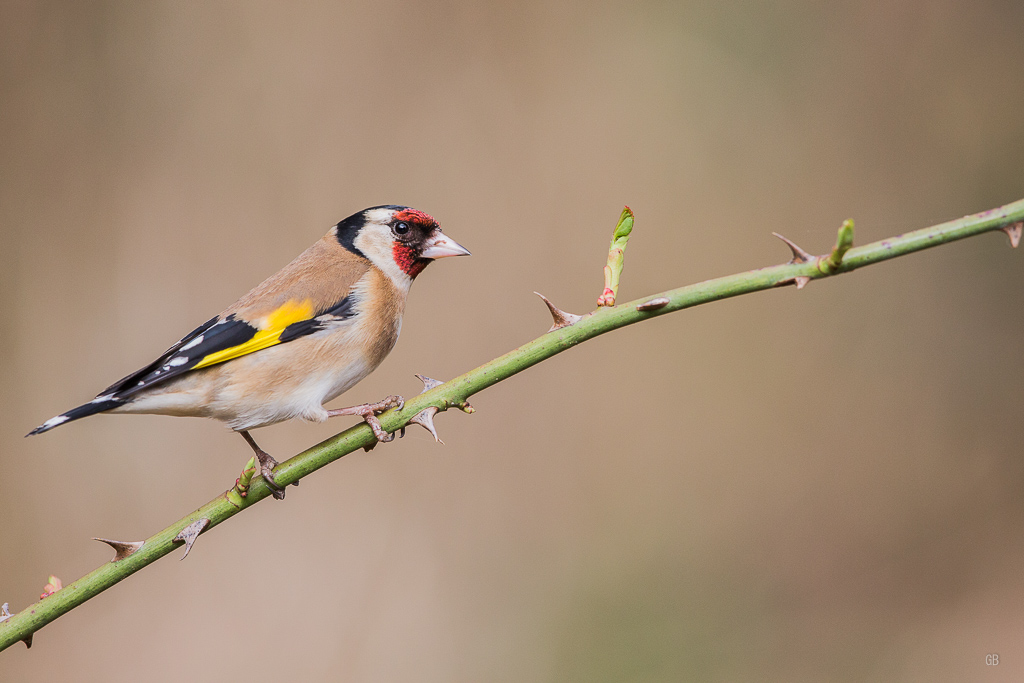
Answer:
xmin=2 ymin=197 xmax=1021 ymax=652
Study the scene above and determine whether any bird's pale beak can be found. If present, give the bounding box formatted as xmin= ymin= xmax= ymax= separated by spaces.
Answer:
xmin=420 ymin=232 xmax=471 ymax=259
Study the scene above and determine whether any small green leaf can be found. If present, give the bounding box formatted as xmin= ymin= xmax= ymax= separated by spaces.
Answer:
xmin=827 ymin=218 xmax=855 ymax=269
xmin=598 ymin=206 xmax=635 ymax=306
xmin=613 ymin=206 xmax=634 ymax=242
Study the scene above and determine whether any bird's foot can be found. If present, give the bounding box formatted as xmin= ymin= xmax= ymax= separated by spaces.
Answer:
xmin=239 ymin=430 xmax=288 ymax=500
xmin=255 ymin=451 xmax=287 ymax=500
xmin=327 ymin=395 xmax=405 ymax=444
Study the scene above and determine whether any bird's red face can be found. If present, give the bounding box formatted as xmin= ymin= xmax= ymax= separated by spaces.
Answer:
xmin=339 ymin=206 xmax=470 ymax=285
xmin=390 ymin=209 xmax=442 ymax=278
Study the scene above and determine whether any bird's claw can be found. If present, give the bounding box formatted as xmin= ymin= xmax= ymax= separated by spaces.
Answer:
xmin=365 ymin=395 xmax=403 ymax=441
xmin=370 ymin=395 xmax=404 ymax=414
xmin=363 ymin=413 xmax=394 ymax=443
xmin=240 ymin=431 xmax=288 ymax=500
xmin=328 ymin=394 xmax=405 ymax=444
xmin=257 ymin=460 xmax=287 ymax=500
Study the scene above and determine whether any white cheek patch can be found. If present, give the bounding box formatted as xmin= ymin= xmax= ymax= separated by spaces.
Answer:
xmin=353 ymin=224 xmax=413 ymax=293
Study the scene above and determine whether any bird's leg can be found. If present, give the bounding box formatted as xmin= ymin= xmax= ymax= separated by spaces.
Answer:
xmin=326 ymin=395 xmax=405 ymax=443
xmin=239 ymin=430 xmax=287 ymax=500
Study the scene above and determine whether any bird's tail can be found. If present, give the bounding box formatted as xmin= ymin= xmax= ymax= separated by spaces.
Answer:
xmin=26 ymin=396 xmax=126 ymax=436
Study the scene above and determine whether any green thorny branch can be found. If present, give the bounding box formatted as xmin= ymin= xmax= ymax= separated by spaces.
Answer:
xmin=2 ymin=199 xmax=1022 ymax=652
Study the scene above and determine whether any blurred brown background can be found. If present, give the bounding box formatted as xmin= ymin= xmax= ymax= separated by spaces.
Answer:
xmin=2 ymin=1 xmax=1023 ymax=681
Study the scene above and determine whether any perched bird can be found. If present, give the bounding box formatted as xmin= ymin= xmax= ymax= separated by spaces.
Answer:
xmin=28 ymin=206 xmax=470 ymax=498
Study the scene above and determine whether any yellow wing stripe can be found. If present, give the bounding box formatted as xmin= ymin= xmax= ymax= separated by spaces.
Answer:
xmin=192 ymin=299 xmax=315 ymax=370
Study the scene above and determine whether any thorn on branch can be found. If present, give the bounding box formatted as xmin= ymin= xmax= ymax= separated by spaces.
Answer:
xmin=415 ymin=373 xmax=473 ymax=412
xmin=535 ymin=292 xmax=583 ymax=332
xmin=173 ymin=518 xmax=210 ymax=560
xmin=409 ymin=407 xmax=444 ymax=443
xmin=0 ymin=602 xmax=31 ymax=647
xmin=777 ymin=275 xmax=812 ymax=290
xmin=94 ymin=538 xmax=145 ymax=562
xmin=636 ymin=297 xmax=669 ymax=312
xmin=415 ymin=374 xmax=444 ymax=393
xmin=597 ymin=206 xmax=635 ymax=307
xmin=1002 ymin=221 xmax=1022 ymax=248
xmin=772 ymin=232 xmax=814 ymax=264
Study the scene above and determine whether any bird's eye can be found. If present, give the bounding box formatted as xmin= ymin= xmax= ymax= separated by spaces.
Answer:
xmin=394 ymin=222 xmax=410 ymax=235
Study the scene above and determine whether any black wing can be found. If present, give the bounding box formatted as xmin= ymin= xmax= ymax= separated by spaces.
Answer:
xmin=104 ymin=294 xmax=357 ymax=401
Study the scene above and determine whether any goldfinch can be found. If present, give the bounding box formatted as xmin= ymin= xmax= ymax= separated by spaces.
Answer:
xmin=28 ymin=205 xmax=470 ymax=498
